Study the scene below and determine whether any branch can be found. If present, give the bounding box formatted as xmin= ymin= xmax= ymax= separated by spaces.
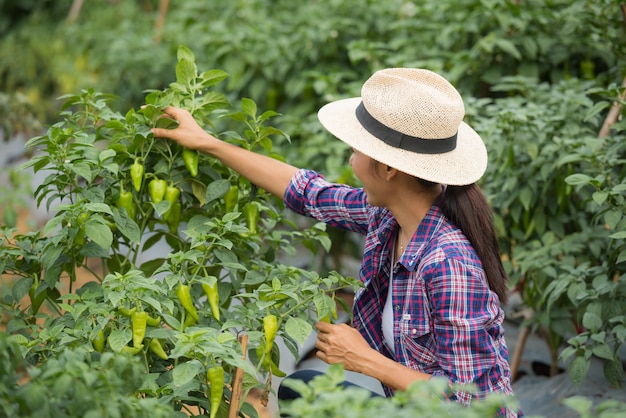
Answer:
xmin=598 ymin=4 xmax=626 ymax=138
xmin=153 ymin=0 xmax=170 ymax=43
xmin=228 ymin=334 xmax=249 ymax=418
xmin=67 ymin=0 xmax=84 ymax=24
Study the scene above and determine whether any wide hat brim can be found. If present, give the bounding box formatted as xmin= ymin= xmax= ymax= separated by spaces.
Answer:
xmin=318 ymin=97 xmax=488 ymax=186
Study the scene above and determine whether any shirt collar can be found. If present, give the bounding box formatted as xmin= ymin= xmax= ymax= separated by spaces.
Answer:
xmin=397 ymin=203 xmax=445 ymax=271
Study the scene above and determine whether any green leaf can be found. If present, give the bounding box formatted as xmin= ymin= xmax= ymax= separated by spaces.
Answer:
xmin=85 ymin=202 xmax=113 ymax=216
xmin=12 ymin=277 xmax=33 ymax=302
xmin=192 ymin=181 xmax=207 ymax=206
xmin=205 ymin=179 xmax=231 ymax=205
xmin=241 ymin=98 xmax=257 ymax=118
xmin=494 ymin=38 xmax=521 ymax=60
xmin=582 ymin=312 xmax=602 ymax=332
xmin=609 ymin=231 xmax=626 ymax=239
xmin=41 ymin=243 xmax=64 ymax=271
xmin=285 ymin=316 xmax=312 ymax=345
xmin=112 ymin=209 xmax=141 ymax=243
xmin=603 ymin=359 xmax=624 ymax=388
xmin=199 ymin=69 xmax=229 ymax=87
xmin=565 ymin=174 xmax=592 ymax=186
xmin=99 ymin=149 xmax=116 ymax=162
xmin=567 ymin=355 xmax=590 ymax=386
xmin=85 ymin=220 xmax=113 ymax=249
xmin=108 ymin=328 xmax=132 ymax=352
xmin=72 ymin=162 xmax=94 ymax=184
xmin=518 ymin=187 xmax=533 ymax=211
xmin=604 ymin=210 xmax=622 ymax=229
xmin=592 ymin=191 xmax=608 ymax=206
xmin=592 ymin=343 xmax=614 ymax=361
xmin=175 ymin=59 xmax=197 ymax=88
xmin=562 ymin=396 xmax=593 ymax=415
xmin=172 ymin=360 xmax=202 ymax=387
xmin=176 ymin=45 xmax=196 ymax=63
xmin=313 ymin=293 xmax=335 ymax=320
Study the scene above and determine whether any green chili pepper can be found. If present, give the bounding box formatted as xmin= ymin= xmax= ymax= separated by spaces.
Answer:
xmin=131 ymin=311 xmax=148 ymax=348
xmin=116 ymin=187 xmax=136 ymax=219
xmin=163 ymin=184 xmax=180 ymax=220
xmin=183 ymin=313 xmax=197 ymax=330
xmin=146 ymin=314 xmax=161 ymax=327
xmin=202 ymin=282 xmax=220 ymax=321
xmin=148 ymin=178 xmax=167 ymax=204
xmin=255 ymin=345 xmax=286 ymax=377
xmin=149 ymin=338 xmax=168 ymax=360
xmin=263 ymin=314 xmax=278 ymax=356
xmin=166 ymin=202 xmax=181 ymax=233
xmin=118 ymin=306 xmax=136 ymax=317
xmin=182 ymin=149 xmax=199 ymax=177
xmin=223 ymin=185 xmax=239 ymax=213
xmin=176 ymin=284 xmax=199 ymax=321
xmin=121 ymin=344 xmax=144 ymax=355
xmin=74 ymin=211 xmax=90 ymax=246
xmin=207 ymin=365 xmax=224 ymax=418
xmin=29 ymin=282 xmax=47 ymax=315
xmin=92 ymin=329 xmax=106 ymax=353
xmin=130 ymin=158 xmax=144 ymax=192
xmin=243 ymin=202 xmax=259 ymax=235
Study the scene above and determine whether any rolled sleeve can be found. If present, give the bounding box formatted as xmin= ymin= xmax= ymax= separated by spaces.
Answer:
xmin=284 ymin=169 xmax=370 ymax=235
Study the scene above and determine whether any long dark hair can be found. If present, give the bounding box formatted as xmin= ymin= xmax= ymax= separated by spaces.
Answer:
xmin=437 ymin=183 xmax=509 ymax=305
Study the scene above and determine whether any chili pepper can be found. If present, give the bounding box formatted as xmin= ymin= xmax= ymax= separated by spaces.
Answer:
xmin=149 ymin=338 xmax=168 ymax=360
xmin=148 ymin=178 xmax=167 ymax=204
xmin=263 ymin=314 xmax=278 ymax=356
xmin=146 ymin=314 xmax=161 ymax=327
xmin=207 ymin=365 xmax=224 ymax=418
xmin=223 ymin=185 xmax=239 ymax=213
xmin=116 ymin=187 xmax=136 ymax=219
xmin=182 ymin=149 xmax=199 ymax=177
xmin=29 ymin=282 xmax=46 ymax=315
xmin=268 ymin=357 xmax=286 ymax=377
xmin=93 ymin=329 xmax=106 ymax=353
xmin=130 ymin=158 xmax=144 ymax=192
xmin=163 ymin=184 xmax=180 ymax=220
xmin=176 ymin=284 xmax=199 ymax=321
xmin=183 ymin=313 xmax=197 ymax=330
xmin=74 ymin=211 xmax=89 ymax=246
xmin=202 ymin=283 xmax=220 ymax=321
xmin=118 ymin=306 xmax=136 ymax=317
xmin=255 ymin=345 xmax=286 ymax=377
xmin=131 ymin=311 xmax=148 ymax=348
xmin=121 ymin=344 xmax=144 ymax=355
xmin=243 ymin=202 xmax=259 ymax=235
xmin=166 ymin=202 xmax=181 ymax=233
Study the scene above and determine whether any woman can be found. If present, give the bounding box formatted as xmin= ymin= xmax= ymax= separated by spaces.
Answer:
xmin=152 ymin=68 xmax=521 ymax=417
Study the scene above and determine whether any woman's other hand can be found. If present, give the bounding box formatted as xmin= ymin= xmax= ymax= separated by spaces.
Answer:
xmin=314 ymin=321 xmax=374 ymax=373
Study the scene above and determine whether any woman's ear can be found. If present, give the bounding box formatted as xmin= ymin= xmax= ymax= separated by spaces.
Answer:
xmin=385 ymin=165 xmax=399 ymax=181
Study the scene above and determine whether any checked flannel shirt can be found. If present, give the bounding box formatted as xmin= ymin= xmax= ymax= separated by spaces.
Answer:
xmin=284 ymin=169 xmax=521 ymax=417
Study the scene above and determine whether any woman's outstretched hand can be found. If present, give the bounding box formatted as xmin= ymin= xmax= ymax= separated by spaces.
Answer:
xmin=150 ymin=105 xmax=299 ymax=198
xmin=151 ymin=106 xmax=218 ymax=151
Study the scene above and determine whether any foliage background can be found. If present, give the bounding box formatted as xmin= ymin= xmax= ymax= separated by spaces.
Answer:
xmin=1 ymin=0 xmax=626 ymax=416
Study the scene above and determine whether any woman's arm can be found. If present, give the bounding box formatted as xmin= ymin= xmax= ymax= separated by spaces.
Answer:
xmin=151 ymin=106 xmax=299 ymax=199
xmin=314 ymin=322 xmax=431 ymax=392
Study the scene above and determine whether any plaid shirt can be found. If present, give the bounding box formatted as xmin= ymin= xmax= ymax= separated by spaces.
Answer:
xmin=285 ymin=169 xmax=520 ymax=417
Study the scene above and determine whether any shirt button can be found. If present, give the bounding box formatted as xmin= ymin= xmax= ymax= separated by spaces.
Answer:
xmin=411 ymin=329 xmax=417 ymax=335
xmin=395 ymin=305 xmax=400 ymax=311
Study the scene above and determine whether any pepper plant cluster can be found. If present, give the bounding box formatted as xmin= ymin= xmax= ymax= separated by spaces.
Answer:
xmin=0 ymin=46 xmax=359 ymax=417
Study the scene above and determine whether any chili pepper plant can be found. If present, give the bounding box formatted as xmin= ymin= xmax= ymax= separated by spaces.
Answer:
xmin=0 ymin=46 xmax=359 ymax=417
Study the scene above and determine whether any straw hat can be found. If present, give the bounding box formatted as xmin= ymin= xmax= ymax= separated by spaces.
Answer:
xmin=317 ymin=68 xmax=487 ymax=186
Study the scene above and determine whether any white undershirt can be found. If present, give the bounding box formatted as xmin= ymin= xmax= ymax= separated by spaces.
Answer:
xmin=382 ymin=241 xmax=396 ymax=354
